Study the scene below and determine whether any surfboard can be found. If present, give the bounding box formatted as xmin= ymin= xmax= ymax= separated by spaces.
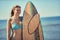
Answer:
xmin=23 ymin=1 xmax=43 ymax=40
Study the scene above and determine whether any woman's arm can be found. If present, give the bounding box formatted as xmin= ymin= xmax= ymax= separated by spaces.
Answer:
xmin=6 ymin=18 xmax=11 ymax=40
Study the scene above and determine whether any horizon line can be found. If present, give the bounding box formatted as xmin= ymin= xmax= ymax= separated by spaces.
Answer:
xmin=0 ymin=16 xmax=60 ymax=20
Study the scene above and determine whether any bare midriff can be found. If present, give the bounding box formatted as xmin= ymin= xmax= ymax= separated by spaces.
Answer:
xmin=13 ymin=28 xmax=21 ymax=40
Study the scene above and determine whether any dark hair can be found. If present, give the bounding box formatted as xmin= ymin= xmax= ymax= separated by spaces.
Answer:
xmin=11 ymin=5 xmax=21 ymax=17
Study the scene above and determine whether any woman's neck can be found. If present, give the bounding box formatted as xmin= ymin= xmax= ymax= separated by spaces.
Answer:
xmin=13 ymin=15 xmax=19 ymax=19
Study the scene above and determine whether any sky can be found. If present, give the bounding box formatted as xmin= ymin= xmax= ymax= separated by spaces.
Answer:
xmin=0 ymin=0 xmax=60 ymax=20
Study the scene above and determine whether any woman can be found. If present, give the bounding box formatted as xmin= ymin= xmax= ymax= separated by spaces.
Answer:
xmin=7 ymin=5 xmax=23 ymax=40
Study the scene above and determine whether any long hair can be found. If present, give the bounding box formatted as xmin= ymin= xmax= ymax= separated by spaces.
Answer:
xmin=11 ymin=5 xmax=21 ymax=17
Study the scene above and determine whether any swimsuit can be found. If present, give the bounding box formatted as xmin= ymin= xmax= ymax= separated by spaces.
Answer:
xmin=10 ymin=22 xmax=23 ymax=40
xmin=12 ymin=22 xmax=22 ymax=30
xmin=10 ymin=17 xmax=23 ymax=40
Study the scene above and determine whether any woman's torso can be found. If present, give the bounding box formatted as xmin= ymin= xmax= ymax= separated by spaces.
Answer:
xmin=10 ymin=17 xmax=22 ymax=40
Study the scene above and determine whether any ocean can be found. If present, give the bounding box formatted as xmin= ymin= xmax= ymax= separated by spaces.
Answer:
xmin=0 ymin=16 xmax=60 ymax=40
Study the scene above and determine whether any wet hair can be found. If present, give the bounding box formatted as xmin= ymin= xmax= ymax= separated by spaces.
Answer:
xmin=11 ymin=5 xmax=21 ymax=17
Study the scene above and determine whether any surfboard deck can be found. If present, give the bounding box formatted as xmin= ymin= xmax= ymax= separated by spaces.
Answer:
xmin=23 ymin=1 xmax=43 ymax=40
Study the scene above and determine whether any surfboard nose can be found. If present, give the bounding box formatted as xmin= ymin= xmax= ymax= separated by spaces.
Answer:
xmin=24 ymin=1 xmax=37 ymax=17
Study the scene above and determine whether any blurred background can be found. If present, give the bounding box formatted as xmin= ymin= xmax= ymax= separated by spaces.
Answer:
xmin=0 ymin=0 xmax=60 ymax=40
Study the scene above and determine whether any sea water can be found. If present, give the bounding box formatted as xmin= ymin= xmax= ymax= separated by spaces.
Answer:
xmin=0 ymin=16 xmax=60 ymax=40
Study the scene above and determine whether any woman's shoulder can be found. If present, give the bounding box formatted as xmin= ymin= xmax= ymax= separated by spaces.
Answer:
xmin=7 ymin=17 xmax=12 ymax=22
